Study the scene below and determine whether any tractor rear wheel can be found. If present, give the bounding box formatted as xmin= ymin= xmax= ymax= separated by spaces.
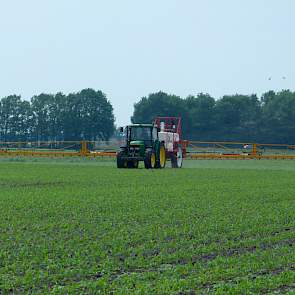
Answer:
xmin=155 ymin=143 xmax=166 ymax=168
xmin=171 ymin=147 xmax=183 ymax=168
xmin=144 ymin=150 xmax=156 ymax=169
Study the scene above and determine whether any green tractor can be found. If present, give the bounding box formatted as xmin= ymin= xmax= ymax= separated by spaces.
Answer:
xmin=117 ymin=124 xmax=166 ymax=169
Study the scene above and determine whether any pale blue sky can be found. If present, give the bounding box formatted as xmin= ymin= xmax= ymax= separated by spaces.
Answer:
xmin=0 ymin=1 xmax=294 ymax=125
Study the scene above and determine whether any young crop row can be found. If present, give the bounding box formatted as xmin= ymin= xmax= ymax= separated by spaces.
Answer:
xmin=0 ymin=159 xmax=294 ymax=294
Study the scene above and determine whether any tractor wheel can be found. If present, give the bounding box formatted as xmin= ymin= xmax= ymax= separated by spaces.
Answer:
xmin=155 ymin=143 xmax=166 ymax=168
xmin=117 ymin=152 xmax=126 ymax=168
xmin=171 ymin=147 xmax=183 ymax=168
xmin=144 ymin=150 xmax=156 ymax=169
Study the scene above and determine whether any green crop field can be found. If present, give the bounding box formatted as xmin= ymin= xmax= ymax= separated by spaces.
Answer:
xmin=0 ymin=158 xmax=294 ymax=294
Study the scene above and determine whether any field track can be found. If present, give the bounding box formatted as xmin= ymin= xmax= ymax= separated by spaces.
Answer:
xmin=0 ymin=159 xmax=294 ymax=294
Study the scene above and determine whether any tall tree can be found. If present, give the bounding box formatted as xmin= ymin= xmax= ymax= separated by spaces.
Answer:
xmin=132 ymin=92 xmax=185 ymax=123
xmin=31 ymin=94 xmax=55 ymax=141
xmin=18 ymin=100 xmax=33 ymax=141
xmin=260 ymin=90 xmax=295 ymax=143
xmin=214 ymin=94 xmax=261 ymax=141
xmin=131 ymin=91 xmax=188 ymax=136
xmin=0 ymin=95 xmax=26 ymax=141
xmin=184 ymin=93 xmax=216 ymax=140
xmin=63 ymin=89 xmax=115 ymax=141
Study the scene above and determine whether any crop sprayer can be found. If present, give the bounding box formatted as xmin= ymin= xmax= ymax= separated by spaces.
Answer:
xmin=117 ymin=117 xmax=187 ymax=168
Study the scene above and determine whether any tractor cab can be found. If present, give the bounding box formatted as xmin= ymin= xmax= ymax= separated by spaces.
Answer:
xmin=124 ymin=124 xmax=157 ymax=147
xmin=117 ymin=124 xmax=166 ymax=169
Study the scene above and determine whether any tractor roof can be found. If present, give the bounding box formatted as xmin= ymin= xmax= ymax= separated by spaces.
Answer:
xmin=127 ymin=124 xmax=154 ymax=128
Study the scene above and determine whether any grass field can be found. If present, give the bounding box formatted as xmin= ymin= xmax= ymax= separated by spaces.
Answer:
xmin=0 ymin=158 xmax=294 ymax=294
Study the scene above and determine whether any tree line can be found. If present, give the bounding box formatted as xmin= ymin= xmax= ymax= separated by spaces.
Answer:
xmin=0 ymin=89 xmax=115 ymax=142
xmin=131 ymin=90 xmax=295 ymax=144
xmin=1 ymin=88 xmax=295 ymax=144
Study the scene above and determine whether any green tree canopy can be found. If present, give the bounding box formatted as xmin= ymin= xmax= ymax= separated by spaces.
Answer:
xmin=0 ymin=95 xmax=30 ymax=141
xmin=63 ymin=89 xmax=115 ymax=141
xmin=214 ymin=94 xmax=261 ymax=141
xmin=184 ymin=93 xmax=215 ymax=140
xmin=260 ymin=90 xmax=295 ymax=143
xmin=0 ymin=89 xmax=115 ymax=142
xmin=131 ymin=90 xmax=295 ymax=143
xmin=132 ymin=91 xmax=185 ymax=122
